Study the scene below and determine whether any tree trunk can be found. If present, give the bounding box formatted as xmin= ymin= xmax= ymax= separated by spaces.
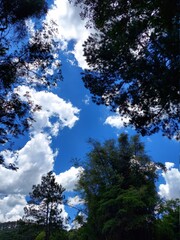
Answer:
xmin=45 ymin=203 xmax=50 ymax=240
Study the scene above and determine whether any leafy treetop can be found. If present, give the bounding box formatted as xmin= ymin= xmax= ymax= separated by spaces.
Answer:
xmin=24 ymin=171 xmax=66 ymax=240
xmin=76 ymin=133 xmax=164 ymax=240
xmin=70 ymin=0 xmax=179 ymax=139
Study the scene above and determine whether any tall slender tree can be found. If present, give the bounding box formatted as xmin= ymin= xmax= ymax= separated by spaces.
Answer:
xmin=24 ymin=171 xmax=66 ymax=240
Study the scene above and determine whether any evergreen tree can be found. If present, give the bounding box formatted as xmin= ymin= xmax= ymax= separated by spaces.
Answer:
xmin=24 ymin=171 xmax=66 ymax=240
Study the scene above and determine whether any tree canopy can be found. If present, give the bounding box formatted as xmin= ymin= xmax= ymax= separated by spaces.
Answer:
xmin=0 ymin=0 xmax=62 ymax=168
xmin=71 ymin=0 xmax=179 ymax=139
xmin=24 ymin=171 xmax=66 ymax=240
xmin=76 ymin=133 xmax=164 ymax=240
xmin=0 ymin=137 xmax=178 ymax=239
xmin=155 ymin=198 xmax=180 ymax=240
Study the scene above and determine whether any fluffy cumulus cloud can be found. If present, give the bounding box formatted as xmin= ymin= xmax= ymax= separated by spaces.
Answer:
xmin=46 ymin=0 xmax=93 ymax=69
xmin=159 ymin=162 xmax=180 ymax=199
xmin=56 ymin=166 xmax=84 ymax=192
xmin=0 ymin=85 xmax=80 ymax=222
xmin=104 ymin=114 xmax=130 ymax=129
xmin=0 ymin=133 xmax=54 ymax=195
xmin=67 ymin=195 xmax=85 ymax=206
xmin=0 ymin=164 xmax=83 ymax=222
xmin=0 ymin=195 xmax=26 ymax=222
xmin=16 ymin=86 xmax=80 ymax=135
xmin=0 ymin=0 xmax=88 ymax=225
xmin=0 ymin=133 xmax=55 ymax=222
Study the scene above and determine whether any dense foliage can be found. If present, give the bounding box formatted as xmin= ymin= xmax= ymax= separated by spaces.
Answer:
xmin=24 ymin=172 xmax=66 ymax=240
xmin=0 ymin=220 xmax=44 ymax=240
xmin=0 ymin=220 xmax=68 ymax=240
xmin=70 ymin=0 xmax=179 ymax=139
xmin=76 ymin=133 xmax=164 ymax=239
xmin=155 ymin=198 xmax=180 ymax=240
xmin=0 ymin=139 xmax=179 ymax=240
xmin=0 ymin=0 xmax=62 ymax=168
xmin=70 ymin=196 xmax=179 ymax=240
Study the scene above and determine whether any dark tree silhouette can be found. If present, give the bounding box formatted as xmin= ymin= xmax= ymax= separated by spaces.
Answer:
xmin=70 ymin=0 xmax=179 ymax=139
xmin=0 ymin=0 xmax=62 ymax=168
xmin=155 ymin=198 xmax=180 ymax=240
xmin=76 ymin=134 xmax=164 ymax=240
xmin=24 ymin=171 xmax=66 ymax=240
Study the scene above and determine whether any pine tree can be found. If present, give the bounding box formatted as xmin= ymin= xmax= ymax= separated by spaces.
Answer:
xmin=24 ymin=171 xmax=66 ymax=240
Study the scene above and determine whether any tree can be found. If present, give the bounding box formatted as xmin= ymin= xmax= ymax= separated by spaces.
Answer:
xmin=67 ymin=226 xmax=89 ymax=240
xmin=0 ymin=0 xmax=62 ymax=169
xmin=0 ymin=220 xmax=43 ymax=240
xmin=76 ymin=134 xmax=164 ymax=240
xmin=155 ymin=198 xmax=180 ymax=240
xmin=70 ymin=0 xmax=179 ymax=139
xmin=24 ymin=171 xmax=66 ymax=240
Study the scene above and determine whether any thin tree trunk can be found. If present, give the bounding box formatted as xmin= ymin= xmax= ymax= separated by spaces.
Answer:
xmin=45 ymin=203 xmax=50 ymax=240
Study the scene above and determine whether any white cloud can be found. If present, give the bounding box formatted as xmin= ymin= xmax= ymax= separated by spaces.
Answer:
xmin=68 ymin=195 xmax=85 ymax=206
xmin=72 ymin=39 xmax=89 ymax=69
xmin=56 ymin=166 xmax=84 ymax=192
xmin=0 ymin=195 xmax=26 ymax=222
xmin=58 ymin=204 xmax=70 ymax=228
xmin=165 ymin=162 xmax=175 ymax=170
xmin=0 ymin=133 xmax=54 ymax=195
xmin=104 ymin=114 xmax=130 ymax=129
xmin=82 ymin=94 xmax=90 ymax=105
xmin=0 ymin=161 xmax=83 ymax=222
xmin=0 ymin=86 xmax=80 ymax=222
xmin=46 ymin=0 xmax=93 ymax=69
xmin=0 ymin=0 xmax=88 ymax=224
xmin=0 ymin=194 xmax=69 ymax=225
xmin=71 ymin=211 xmax=87 ymax=229
xmin=16 ymin=86 xmax=80 ymax=136
xmin=159 ymin=162 xmax=180 ymax=199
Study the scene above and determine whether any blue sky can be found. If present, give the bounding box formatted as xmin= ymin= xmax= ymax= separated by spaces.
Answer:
xmin=55 ymin=58 xmax=179 ymax=170
xmin=0 ymin=0 xmax=179 ymax=228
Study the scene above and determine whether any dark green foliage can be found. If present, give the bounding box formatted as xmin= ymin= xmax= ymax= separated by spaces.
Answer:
xmin=35 ymin=231 xmax=46 ymax=240
xmin=155 ymin=199 xmax=180 ymax=240
xmin=0 ymin=0 xmax=62 ymax=168
xmin=0 ymin=220 xmax=43 ymax=240
xmin=35 ymin=229 xmax=68 ymax=240
xmin=76 ymin=133 xmax=163 ymax=240
xmin=67 ymin=226 xmax=89 ymax=240
xmin=0 ymin=0 xmax=48 ymax=23
xmin=0 ymin=220 xmax=69 ymax=240
xmin=24 ymin=171 xmax=66 ymax=240
xmin=71 ymin=0 xmax=179 ymax=139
